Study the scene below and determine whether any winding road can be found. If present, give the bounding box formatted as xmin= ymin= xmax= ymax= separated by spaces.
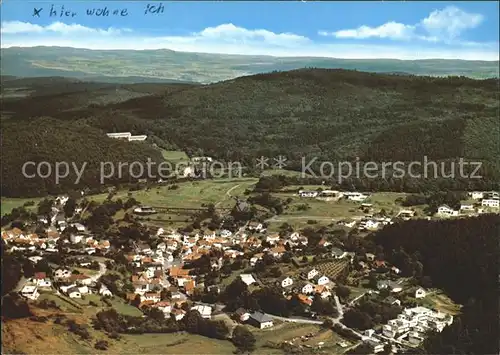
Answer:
xmin=215 ymin=184 xmax=241 ymax=208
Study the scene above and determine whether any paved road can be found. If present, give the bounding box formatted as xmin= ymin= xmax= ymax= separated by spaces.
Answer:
xmin=215 ymin=184 xmax=241 ymax=208
xmin=89 ymin=261 xmax=107 ymax=282
xmin=262 ymin=313 xmax=324 ymax=325
xmin=14 ymin=276 xmax=28 ymax=292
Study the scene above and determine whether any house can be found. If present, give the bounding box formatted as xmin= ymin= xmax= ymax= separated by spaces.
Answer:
xmin=71 ymin=223 xmax=86 ymax=233
xmin=460 ymin=204 xmax=474 ymax=211
xmin=54 ymin=268 xmax=71 ymax=279
xmin=364 ymin=339 xmax=384 ymax=353
xmin=78 ymin=286 xmax=90 ymax=295
xmin=384 ymin=296 xmax=401 ymax=306
xmin=32 ymin=272 xmax=52 ymax=288
xmin=191 ymin=304 xmax=212 ymax=319
xmin=250 ymin=253 xmax=264 ymax=266
xmin=21 ymin=285 xmax=40 ymax=300
xmin=99 ymin=285 xmax=113 ymax=297
xmin=481 ymin=199 xmax=499 ymax=208
xmin=437 ymin=205 xmax=458 ymax=216
xmin=304 ymin=268 xmax=319 ymax=280
xmin=266 ymin=234 xmax=280 ymax=245
xmin=298 ymin=190 xmax=319 ymax=198
xmin=70 ymin=274 xmax=93 ymax=286
xmin=331 ymin=248 xmax=347 ymax=259
xmin=141 ymin=292 xmax=161 ymax=303
xmin=248 ymin=311 xmax=274 ymax=329
xmin=297 ymin=282 xmax=314 ymax=295
xmin=270 ymin=245 xmax=286 ymax=258
xmin=278 ymin=276 xmax=293 ymax=288
xmin=234 ymin=308 xmax=251 ymax=322
xmin=171 ymin=308 xmax=186 ymax=321
xmin=28 ymin=256 xmax=43 ymax=264
xmin=153 ymin=301 xmax=172 ymax=315
xmin=239 ymin=274 xmax=257 ymax=286
xmin=134 ymin=206 xmax=157 ymax=215
xmin=314 ymin=285 xmax=331 ymax=299
xmin=346 ymin=192 xmax=369 ymax=202
xmin=67 ymin=287 xmax=82 ymax=298
xmin=415 ymin=288 xmax=427 ymax=299
xmin=297 ymin=294 xmax=313 ymax=306
xmin=468 ymin=191 xmax=484 ymax=200
xmin=313 ymin=275 xmax=330 ymax=286
xmin=377 ymin=280 xmax=403 ymax=293
xmin=70 ymin=234 xmax=84 ymax=244
xmin=247 ymin=221 xmax=264 ymax=232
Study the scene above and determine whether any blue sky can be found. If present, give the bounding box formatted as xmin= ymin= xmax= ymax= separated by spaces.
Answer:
xmin=1 ymin=1 xmax=498 ymax=60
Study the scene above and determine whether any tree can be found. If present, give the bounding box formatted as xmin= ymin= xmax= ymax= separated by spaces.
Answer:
xmin=232 ymin=325 xmax=256 ymax=352
xmin=22 ymin=259 xmax=35 ymax=278
xmin=336 ymin=285 xmax=351 ymax=300
xmin=184 ymin=310 xmax=202 ymax=334
xmin=94 ymin=340 xmax=109 ymax=350
xmin=63 ymin=198 xmax=77 ymax=217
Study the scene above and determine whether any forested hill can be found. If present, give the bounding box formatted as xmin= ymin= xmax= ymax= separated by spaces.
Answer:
xmin=1 ymin=69 xmax=499 ymax=196
xmin=372 ymin=214 xmax=499 ymax=355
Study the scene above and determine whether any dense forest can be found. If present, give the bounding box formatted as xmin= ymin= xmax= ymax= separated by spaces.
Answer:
xmin=371 ymin=214 xmax=499 ymax=355
xmin=1 ymin=118 xmax=164 ymax=196
xmin=1 ymin=69 xmax=499 ymax=196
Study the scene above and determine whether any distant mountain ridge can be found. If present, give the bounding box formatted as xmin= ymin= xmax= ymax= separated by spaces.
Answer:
xmin=1 ymin=46 xmax=498 ymax=84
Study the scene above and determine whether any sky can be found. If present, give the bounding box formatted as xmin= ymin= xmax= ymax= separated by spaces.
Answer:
xmin=1 ymin=1 xmax=499 ymax=60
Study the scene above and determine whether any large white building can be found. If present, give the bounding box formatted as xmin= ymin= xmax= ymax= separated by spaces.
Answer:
xmin=481 ymin=199 xmax=499 ymax=208
xmin=106 ymin=132 xmax=147 ymax=142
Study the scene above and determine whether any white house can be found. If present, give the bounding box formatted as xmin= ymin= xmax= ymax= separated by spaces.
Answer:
xmin=481 ymin=199 xmax=499 ymax=208
xmin=331 ymin=248 xmax=347 ymax=259
xmin=437 ymin=205 xmax=458 ymax=217
xmin=71 ymin=223 xmax=86 ymax=233
xmin=299 ymin=190 xmax=319 ymax=198
xmin=415 ymin=288 xmax=427 ymax=299
xmin=314 ymin=275 xmax=330 ymax=286
xmin=460 ymin=204 xmax=474 ymax=211
xmin=279 ymin=276 xmax=293 ymax=288
xmin=249 ymin=311 xmax=274 ymax=329
xmin=304 ymin=268 xmax=319 ymax=280
xmin=347 ymin=193 xmax=369 ymax=202
xmin=171 ymin=309 xmax=186 ymax=321
xmin=239 ymin=274 xmax=257 ymax=286
xmin=99 ymin=285 xmax=113 ymax=297
xmin=78 ymin=286 xmax=90 ymax=295
xmin=67 ymin=287 xmax=82 ymax=298
xmin=191 ymin=305 xmax=213 ymax=319
xmin=70 ymin=234 xmax=84 ymax=244
xmin=299 ymin=283 xmax=314 ymax=294
xmin=247 ymin=222 xmax=264 ymax=232
xmin=21 ymin=285 xmax=40 ymax=300
xmin=28 ymin=256 xmax=43 ymax=264
xmin=468 ymin=191 xmax=484 ymax=200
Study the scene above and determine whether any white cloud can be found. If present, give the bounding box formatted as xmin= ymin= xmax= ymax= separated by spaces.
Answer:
xmin=323 ymin=22 xmax=415 ymax=40
xmin=1 ymin=20 xmax=126 ymax=35
xmin=421 ymin=6 xmax=484 ymax=39
xmin=1 ymin=21 xmax=498 ymax=60
xmin=321 ymin=6 xmax=485 ymax=43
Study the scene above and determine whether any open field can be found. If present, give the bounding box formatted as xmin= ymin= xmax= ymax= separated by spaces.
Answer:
xmin=420 ymin=291 xmax=462 ymax=316
xmin=1 ymin=197 xmax=42 ymax=216
xmin=161 ymin=150 xmax=190 ymax=163
xmin=253 ymin=322 xmax=353 ymax=354
xmin=90 ymin=178 xmax=258 ymax=209
xmin=116 ymin=333 xmax=236 ymax=354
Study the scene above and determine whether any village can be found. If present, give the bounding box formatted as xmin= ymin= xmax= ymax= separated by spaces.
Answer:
xmin=3 ymin=184 xmax=496 ymax=354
